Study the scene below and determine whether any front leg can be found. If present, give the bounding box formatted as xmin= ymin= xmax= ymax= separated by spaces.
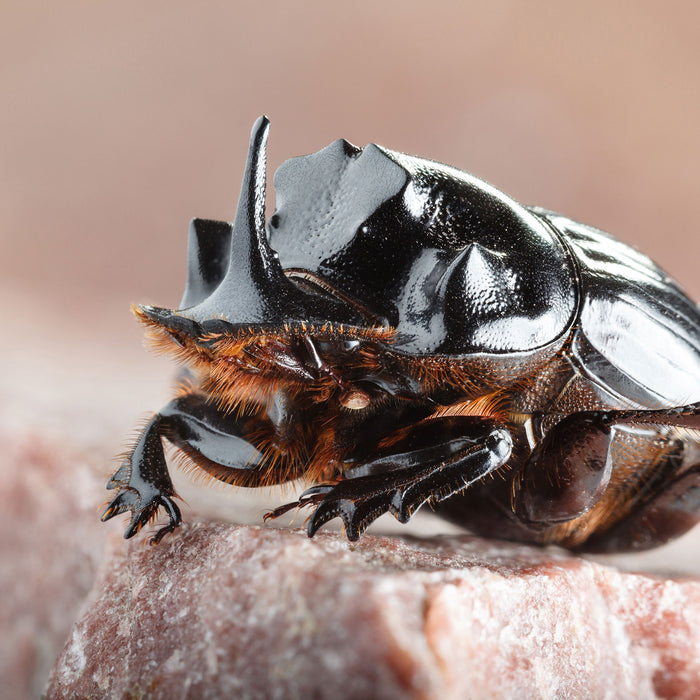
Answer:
xmin=102 ymin=412 xmax=182 ymax=543
xmin=102 ymin=391 xmax=306 ymax=542
xmin=268 ymin=416 xmax=513 ymax=540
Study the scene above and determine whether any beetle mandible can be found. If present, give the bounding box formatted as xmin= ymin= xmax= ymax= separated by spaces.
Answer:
xmin=102 ymin=116 xmax=700 ymax=551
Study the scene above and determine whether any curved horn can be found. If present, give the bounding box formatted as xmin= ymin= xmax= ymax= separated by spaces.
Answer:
xmin=230 ymin=115 xmax=279 ymax=287
xmin=179 ymin=218 xmax=233 ymax=309
xmin=140 ymin=116 xmax=368 ymax=333
xmin=182 ymin=115 xmax=289 ymax=324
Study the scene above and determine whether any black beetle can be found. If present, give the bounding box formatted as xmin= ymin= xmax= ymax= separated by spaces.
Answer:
xmin=103 ymin=116 xmax=700 ymax=551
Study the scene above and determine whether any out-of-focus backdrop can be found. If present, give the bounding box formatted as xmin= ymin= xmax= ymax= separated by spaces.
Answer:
xmin=4 ymin=0 xmax=700 ymax=546
xmin=3 ymin=1 xmax=700 ymax=550
xmin=4 ymin=1 xmax=700 ymax=425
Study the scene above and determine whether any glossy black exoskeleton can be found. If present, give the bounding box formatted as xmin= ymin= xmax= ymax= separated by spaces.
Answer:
xmin=103 ymin=116 xmax=700 ymax=551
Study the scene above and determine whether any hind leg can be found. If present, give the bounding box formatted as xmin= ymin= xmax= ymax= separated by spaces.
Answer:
xmin=511 ymin=402 xmax=700 ymax=551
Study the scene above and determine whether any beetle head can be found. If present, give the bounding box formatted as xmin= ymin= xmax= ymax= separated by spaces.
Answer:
xmin=134 ymin=117 xmax=394 ymax=405
xmin=138 ymin=117 xmax=386 ymax=333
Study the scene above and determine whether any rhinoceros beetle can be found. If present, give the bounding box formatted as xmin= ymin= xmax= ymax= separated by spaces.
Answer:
xmin=102 ymin=116 xmax=700 ymax=552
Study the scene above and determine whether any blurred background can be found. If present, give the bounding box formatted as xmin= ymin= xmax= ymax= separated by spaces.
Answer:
xmin=4 ymin=0 xmax=700 ymax=559
xmin=4 ymin=2 xmax=700 ymax=695
xmin=4 ymin=0 xmax=700 ymax=431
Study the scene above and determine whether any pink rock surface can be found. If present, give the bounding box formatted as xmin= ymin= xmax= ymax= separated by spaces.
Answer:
xmin=47 ymin=523 xmax=700 ymax=699
xmin=0 ymin=431 xmax=109 ymax=700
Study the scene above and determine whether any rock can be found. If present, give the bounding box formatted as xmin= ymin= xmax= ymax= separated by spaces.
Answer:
xmin=5 ymin=298 xmax=700 ymax=699
xmin=47 ymin=523 xmax=700 ymax=699
xmin=0 ymin=431 xmax=109 ymax=700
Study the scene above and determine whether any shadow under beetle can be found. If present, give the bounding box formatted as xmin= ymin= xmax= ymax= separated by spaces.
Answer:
xmin=102 ymin=116 xmax=700 ymax=552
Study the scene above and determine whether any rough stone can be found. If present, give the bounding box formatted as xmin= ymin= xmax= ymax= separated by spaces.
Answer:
xmin=0 ymin=431 xmax=109 ymax=700
xmin=4 ymin=301 xmax=700 ymax=699
xmin=47 ymin=523 xmax=700 ymax=700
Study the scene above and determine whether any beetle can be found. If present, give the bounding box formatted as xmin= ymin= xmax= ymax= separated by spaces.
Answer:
xmin=102 ymin=115 xmax=700 ymax=551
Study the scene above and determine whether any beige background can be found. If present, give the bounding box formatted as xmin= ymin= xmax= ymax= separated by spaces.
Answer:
xmin=4 ymin=2 xmax=699 ymax=318
xmin=2 ymin=2 xmax=700 ymax=570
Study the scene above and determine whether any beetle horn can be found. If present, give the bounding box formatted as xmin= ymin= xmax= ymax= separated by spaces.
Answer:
xmin=226 ymin=114 xmax=283 ymax=301
xmin=191 ymin=115 xmax=370 ymax=329
xmin=178 ymin=115 xmax=292 ymax=325
xmin=137 ymin=116 xmax=368 ymax=334
xmin=179 ymin=218 xmax=233 ymax=309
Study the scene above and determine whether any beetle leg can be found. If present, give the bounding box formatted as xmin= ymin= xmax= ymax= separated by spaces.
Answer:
xmin=513 ymin=412 xmax=614 ymax=525
xmin=102 ymin=391 xmax=306 ymax=542
xmin=269 ymin=417 xmax=513 ymax=541
xmin=513 ymin=401 xmax=700 ymax=541
xmin=102 ymin=413 xmax=182 ymax=543
xmin=577 ymin=401 xmax=700 ymax=551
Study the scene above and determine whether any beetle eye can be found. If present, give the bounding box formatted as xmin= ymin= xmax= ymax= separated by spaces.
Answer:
xmin=316 ymin=339 xmax=361 ymax=355
xmin=269 ymin=213 xmax=280 ymax=228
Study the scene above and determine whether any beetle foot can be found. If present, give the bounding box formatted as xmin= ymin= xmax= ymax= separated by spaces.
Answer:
xmin=306 ymin=483 xmax=395 ymax=540
xmin=271 ymin=424 xmax=512 ymax=540
xmin=266 ymin=468 xmax=436 ymax=541
xmin=101 ymin=486 xmax=182 ymax=543
xmin=309 ymin=476 xmax=440 ymax=539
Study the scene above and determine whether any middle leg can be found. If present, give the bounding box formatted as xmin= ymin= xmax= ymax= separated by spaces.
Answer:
xmin=268 ymin=416 xmax=513 ymax=540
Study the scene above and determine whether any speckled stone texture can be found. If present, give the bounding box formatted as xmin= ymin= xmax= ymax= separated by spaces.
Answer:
xmin=47 ymin=523 xmax=700 ymax=700
xmin=0 ymin=431 xmax=108 ymax=700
